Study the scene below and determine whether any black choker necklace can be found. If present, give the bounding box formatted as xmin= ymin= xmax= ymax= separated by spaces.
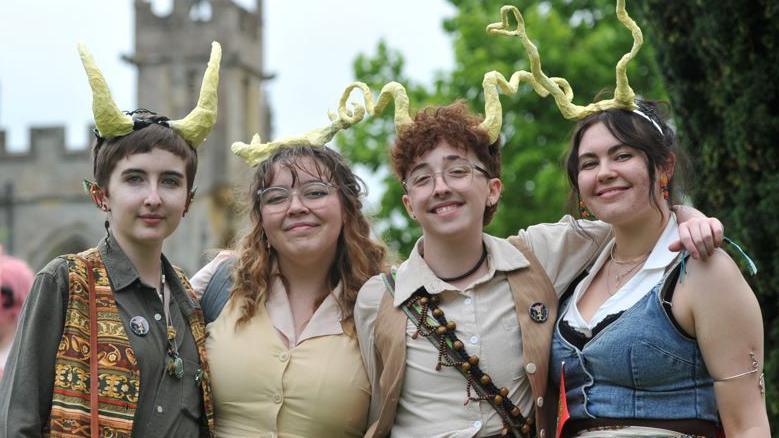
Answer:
xmin=435 ymin=243 xmax=488 ymax=283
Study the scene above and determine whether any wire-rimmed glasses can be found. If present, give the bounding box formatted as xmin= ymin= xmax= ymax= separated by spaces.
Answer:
xmin=402 ymin=159 xmax=490 ymax=197
xmin=257 ymin=181 xmax=337 ymax=213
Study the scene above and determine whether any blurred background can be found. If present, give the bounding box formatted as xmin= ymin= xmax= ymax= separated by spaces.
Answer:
xmin=0 ymin=0 xmax=777 ymax=426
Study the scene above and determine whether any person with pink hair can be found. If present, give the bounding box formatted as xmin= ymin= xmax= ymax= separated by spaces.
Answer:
xmin=0 ymin=247 xmax=34 ymax=379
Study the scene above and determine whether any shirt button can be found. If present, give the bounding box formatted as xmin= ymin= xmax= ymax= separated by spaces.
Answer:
xmin=464 ymin=297 xmax=472 ymax=305
xmin=156 ymin=405 xmax=164 ymax=414
xmin=470 ymin=336 xmax=479 ymax=345
xmin=525 ymin=362 xmax=537 ymax=375
xmin=154 ymin=313 xmax=162 ymax=321
xmin=273 ymin=393 xmax=282 ymax=404
xmin=536 ymin=396 xmax=544 ymax=407
xmin=279 ymin=352 xmax=289 ymax=362
xmin=472 ymin=420 xmax=482 ymax=429
xmin=539 ymin=428 xmax=545 ymax=438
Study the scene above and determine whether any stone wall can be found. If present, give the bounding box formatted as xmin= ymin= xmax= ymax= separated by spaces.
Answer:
xmin=0 ymin=0 xmax=269 ymax=274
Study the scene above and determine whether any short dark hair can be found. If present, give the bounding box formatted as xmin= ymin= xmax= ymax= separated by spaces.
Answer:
xmin=391 ymin=101 xmax=502 ymax=225
xmin=92 ymin=115 xmax=197 ymax=193
xmin=565 ymin=100 xmax=682 ymax=215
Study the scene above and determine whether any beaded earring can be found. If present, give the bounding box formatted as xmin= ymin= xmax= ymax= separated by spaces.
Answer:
xmin=659 ymin=174 xmax=670 ymax=200
xmin=578 ymin=199 xmax=593 ymax=219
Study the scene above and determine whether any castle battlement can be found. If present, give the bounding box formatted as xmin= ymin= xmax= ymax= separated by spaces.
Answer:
xmin=1 ymin=0 xmax=267 ymax=273
xmin=134 ymin=0 xmax=261 ymax=47
xmin=0 ymin=126 xmax=91 ymax=162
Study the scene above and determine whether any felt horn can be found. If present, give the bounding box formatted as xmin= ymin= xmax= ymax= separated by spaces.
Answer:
xmin=169 ymin=41 xmax=222 ymax=148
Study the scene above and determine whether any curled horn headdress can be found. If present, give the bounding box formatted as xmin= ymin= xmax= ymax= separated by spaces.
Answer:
xmin=233 ymin=0 xmax=643 ymax=165
xmin=232 ymin=81 xmax=414 ymax=166
xmin=78 ymin=41 xmax=222 ymax=148
xmin=478 ymin=0 xmax=643 ymax=142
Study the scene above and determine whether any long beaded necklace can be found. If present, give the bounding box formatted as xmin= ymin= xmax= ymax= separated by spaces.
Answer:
xmin=606 ymin=245 xmax=650 ymax=296
xmin=158 ymin=272 xmax=183 ymax=379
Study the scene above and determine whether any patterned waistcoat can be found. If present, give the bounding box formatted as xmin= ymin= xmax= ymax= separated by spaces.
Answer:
xmin=46 ymin=248 xmax=215 ymax=437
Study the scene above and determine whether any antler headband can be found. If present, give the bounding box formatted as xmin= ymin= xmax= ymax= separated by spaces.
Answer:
xmin=481 ymin=0 xmax=642 ymax=126
xmin=232 ymin=0 xmax=644 ymax=165
xmin=78 ymin=41 xmax=222 ymax=148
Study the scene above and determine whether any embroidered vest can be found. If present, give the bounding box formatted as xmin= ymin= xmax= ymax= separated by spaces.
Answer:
xmin=366 ymin=237 xmax=559 ymax=438
xmin=46 ymin=248 xmax=215 ymax=437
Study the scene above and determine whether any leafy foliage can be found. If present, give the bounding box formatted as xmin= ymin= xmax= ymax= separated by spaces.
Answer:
xmin=636 ymin=0 xmax=779 ymax=424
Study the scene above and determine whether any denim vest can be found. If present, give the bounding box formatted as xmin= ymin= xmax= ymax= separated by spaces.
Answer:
xmin=550 ymin=270 xmax=718 ymax=422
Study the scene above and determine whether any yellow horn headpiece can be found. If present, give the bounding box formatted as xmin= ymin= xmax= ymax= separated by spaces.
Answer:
xmin=479 ymin=0 xmax=643 ymax=142
xmin=78 ymin=41 xmax=222 ymax=148
xmin=232 ymin=81 xmax=413 ymax=166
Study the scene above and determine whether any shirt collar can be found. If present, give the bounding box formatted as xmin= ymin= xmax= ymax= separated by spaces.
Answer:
xmin=594 ymin=212 xmax=679 ymax=275
xmin=643 ymin=213 xmax=679 ymax=270
xmin=265 ymin=264 xmax=345 ymax=346
xmin=393 ymin=233 xmax=529 ymax=307
xmin=97 ymin=233 xmax=179 ymax=293
xmin=98 ymin=233 xmax=141 ymax=291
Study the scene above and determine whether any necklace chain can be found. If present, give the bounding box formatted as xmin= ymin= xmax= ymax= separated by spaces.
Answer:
xmin=606 ymin=245 xmax=650 ymax=296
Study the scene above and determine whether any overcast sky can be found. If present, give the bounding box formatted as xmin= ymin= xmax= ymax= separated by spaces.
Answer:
xmin=0 ymin=0 xmax=456 ymax=150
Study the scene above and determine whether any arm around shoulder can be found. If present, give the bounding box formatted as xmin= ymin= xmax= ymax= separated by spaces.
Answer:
xmin=0 ymin=258 xmax=69 ymax=437
xmin=514 ymin=215 xmax=611 ymax=295
xmin=678 ymin=250 xmax=770 ymax=436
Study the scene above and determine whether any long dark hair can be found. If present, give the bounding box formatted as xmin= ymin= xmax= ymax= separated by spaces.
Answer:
xmin=565 ymin=100 xmax=685 ymax=215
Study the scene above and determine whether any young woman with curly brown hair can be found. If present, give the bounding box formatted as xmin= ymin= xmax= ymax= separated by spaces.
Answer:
xmin=190 ymin=145 xmax=388 ymax=437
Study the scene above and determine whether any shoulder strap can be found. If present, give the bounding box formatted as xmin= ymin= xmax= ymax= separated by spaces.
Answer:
xmin=200 ymin=257 xmax=236 ymax=324
xmin=381 ymin=270 xmax=396 ymax=296
xmin=398 ymin=287 xmax=529 ymax=437
xmin=660 ymin=255 xmax=686 ymax=310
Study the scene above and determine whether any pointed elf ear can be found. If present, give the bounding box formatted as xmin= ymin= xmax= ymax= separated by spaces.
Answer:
xmin=183 ymin=186 xmax=198 ymax=217
xmin=83 ymin=179 xmax=108 ymax=211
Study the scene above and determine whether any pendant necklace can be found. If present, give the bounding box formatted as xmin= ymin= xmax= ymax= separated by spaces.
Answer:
xmin=606 ymin=245 xmax=649 ymax=296
xmin=160 ymin=272 xmax=184 ymax=379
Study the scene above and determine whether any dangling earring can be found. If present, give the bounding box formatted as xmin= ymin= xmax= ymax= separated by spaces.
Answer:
xmin=104 ymin=219 xmax=111 ymax=246
xmin=659 ymin=174 xmax=670 ymax=200
xmin=578 ymin=198 xmax=592 ymax=219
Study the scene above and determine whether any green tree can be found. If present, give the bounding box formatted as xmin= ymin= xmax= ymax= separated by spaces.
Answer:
xmin=337 ymin=0 xmax=665 ymax=257
xmin=636 ymin=0 xmax=779 ymax=424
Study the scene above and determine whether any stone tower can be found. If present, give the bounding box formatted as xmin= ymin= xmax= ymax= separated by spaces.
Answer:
xmin=126 ymin=0 xmax=270 ymax=272
xmin=0 ymin=0 xmax=269 ymax=273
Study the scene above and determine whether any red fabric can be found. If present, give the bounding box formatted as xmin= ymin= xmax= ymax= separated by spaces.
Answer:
xmin=556 ymin=364 xmax=570 ymax=438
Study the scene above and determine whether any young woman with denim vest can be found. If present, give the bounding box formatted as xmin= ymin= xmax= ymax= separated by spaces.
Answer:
xmin=551 ymin=100 xmax=769 ymax=437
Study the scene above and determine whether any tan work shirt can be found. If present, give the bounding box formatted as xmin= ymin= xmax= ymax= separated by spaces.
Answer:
xmin=192 ymin=257 xmax=371 ymax=437
xmin=355 ymin=216 xmax=608 ymax=437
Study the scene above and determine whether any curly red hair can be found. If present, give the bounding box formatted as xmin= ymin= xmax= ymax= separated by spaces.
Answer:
xmin=391 ymin=101 xmax=502 ymax=224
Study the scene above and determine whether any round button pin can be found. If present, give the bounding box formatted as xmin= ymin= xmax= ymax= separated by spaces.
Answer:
xmin=129 ymin=315 xmax=150 ymax=336
xmin=528 ymin=302 xmax=549 ymax=323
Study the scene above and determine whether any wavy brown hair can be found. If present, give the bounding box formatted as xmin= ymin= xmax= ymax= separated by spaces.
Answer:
xmin=391 ymin=101 xmax=502 ymax=225
xmin=231 ymin=145 xmax=388 ymax=331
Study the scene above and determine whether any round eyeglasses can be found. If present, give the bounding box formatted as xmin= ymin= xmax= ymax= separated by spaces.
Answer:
xmin=402 ymin=160 xmax=490 ymax=197
xmin=257 ymin=181 xmax=337 ymax=213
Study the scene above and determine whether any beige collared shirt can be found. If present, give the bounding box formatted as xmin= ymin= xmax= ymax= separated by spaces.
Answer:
xmin=190 ymin=251 xmax=344 ymax=347
xmin=192 ymin=255 xmax=370 ymax=437
xmin=354 ymin=216 xmax=609 ymax=437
